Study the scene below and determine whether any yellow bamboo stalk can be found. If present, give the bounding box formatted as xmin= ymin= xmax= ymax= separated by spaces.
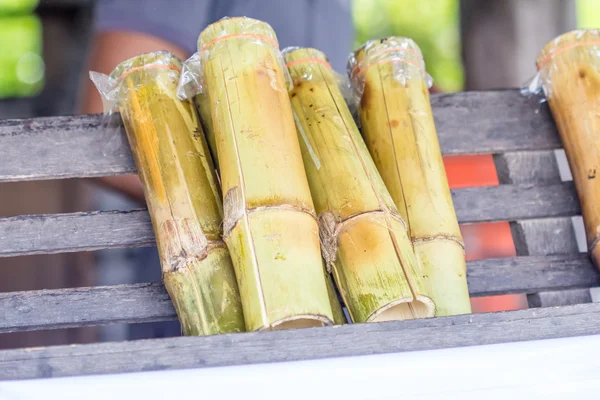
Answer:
xmin=285 ymin=48 xmax=434 ymax=322
xmin=198 ymin=17 xmax=334 ymax=331
xmin=349 ymin=38 xmax=471 ymax=317
xmin=536 ymin=30 xmax=600 ymax=267
xmin=108 ymin=51 xmax=245 ymax=335
xmin=196 ymin=77 xmax=344 ymax=324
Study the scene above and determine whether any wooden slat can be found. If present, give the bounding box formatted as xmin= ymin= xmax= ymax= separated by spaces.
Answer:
xmin=494 ymin=150 xmax=562 ymax=185
xmin=0 ymin=283 xmax=172 ymax=334
xmin=1 ymin=255 xmax=597 ymax=334
xmin=2 ymin=301 xmax=600 ymax=380
xmin=493 ymin=151 xmax=590 ymax=307
xmin=454 ymin=182 xmax=579 ymax=222
xmin=0 ymin=210 xmax=154 ymax=257
xmin=433 ymin=91 xmax=560 ymax=154
xmin=0 ymin=115 xmax=135 ymax=182
xmin=493 ymin=152 xmax=580 ymax=257
xmin=0 ymin=184 xmax=581 ymax=257
xmin=511 ymin=218 xmax=580 ymax=256
xmin=0 ymin=90 xmax=561 ymax=183
xmin=528 ymin=289 xmax=592 ymax=308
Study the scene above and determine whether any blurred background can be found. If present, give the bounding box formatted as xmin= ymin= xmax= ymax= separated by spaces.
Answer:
xmin=0 ymin=0 xmax=596 ymax=349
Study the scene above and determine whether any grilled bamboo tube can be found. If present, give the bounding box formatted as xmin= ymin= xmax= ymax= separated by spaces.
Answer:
xmin=198 ymin=17 xmax=334 ymax=331
xmin=108 ymin=51 xmax=245 ymax=335
xmin=350 ymin=38 xmax=471 ymax=316
xmin=286 ymin=48 xmax=434 ymax=322
xmin=536 ymin=30 xmax=600 ymax=267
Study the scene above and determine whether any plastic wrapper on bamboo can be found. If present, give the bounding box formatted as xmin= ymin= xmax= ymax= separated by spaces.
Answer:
xmin=197 ymin=17 xmax=335 ymax=331
xmin=285 ymin=47 xmax=434 ymax=322
xmin=90 ymin=51 xmax=245 ymax=335
xmin=532 ymin=29 xmax=600 ymax=268
xmin=348 ymin=38 xmax=471 ymax=317
xmin=177 ymin=53 xmax=219 ymax=167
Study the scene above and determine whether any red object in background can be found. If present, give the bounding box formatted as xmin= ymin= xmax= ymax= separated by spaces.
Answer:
xmin=443 ymin=154 xmax=528 ymax=312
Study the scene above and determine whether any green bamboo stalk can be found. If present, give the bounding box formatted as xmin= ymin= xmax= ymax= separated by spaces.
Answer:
xmin=198 ymin=18 xmax=334 ymax=331
xmin=349 ymin=38 xmax=471 ymax=316
xmin=286 ymin=47 xmax=434 ymax=322
xmin=107 ymin=51 xmax=245 ymax=335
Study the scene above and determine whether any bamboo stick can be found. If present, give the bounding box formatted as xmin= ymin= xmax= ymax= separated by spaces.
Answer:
xmin=286 ymin=48 xmax=434 ymax=322
xmin=106 ymin=51 xmax=245 ymax=335
xmin=349 ymin=38 xmax=471 ymax=316
xmin=536 ymin=30 xmax=600 ymax=268
xmin=198 ymin=17 xmax=334 ymax=331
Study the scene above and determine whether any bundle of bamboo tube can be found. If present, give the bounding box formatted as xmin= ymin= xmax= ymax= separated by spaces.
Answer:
xmin=93 ymin=51 xmax=245 ymax=335
xmin=536 ymin=30 xmax=600 ymax=267
xmin=349 ymin=38 xmax=471 ymax=316
xmin=285 ymin=47 xmax=434 ymax=322
xmin=198 ymin=17 xmax=335 ymax=331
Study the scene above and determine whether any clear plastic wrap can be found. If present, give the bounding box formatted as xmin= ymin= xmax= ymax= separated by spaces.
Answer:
xmin=347 ymin=37 xmax=433 ymax=100
xmin=177 ymin=52 xmax=202 ymax=100
xmin=283 ymin=45 xmax=355 ymax=114
xmin=523 ymin=29 xmax=600 ymax=100
xmin=90 ymin=51 xmax=183 ymax=113
xmin=176 ymin=17 xmax=296 ymax=168
xmin=89 ymin=51 xmax=245 ymax=336
xmin=180 ymin=16 xmax=293 ymax=97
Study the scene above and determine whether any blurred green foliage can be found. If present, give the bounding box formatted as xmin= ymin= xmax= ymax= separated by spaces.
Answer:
xmin=0 ymin=14 xmax=44 ymax=98
xmin=0 ymin=0 xmax=38 ymax=15
xmin=352 ymin=0 xmax=463 ymax=92
xmin=353 ymin=0 xmax=600 ymax=92
xmin=577 ymin=0 xmax=600 ymax=28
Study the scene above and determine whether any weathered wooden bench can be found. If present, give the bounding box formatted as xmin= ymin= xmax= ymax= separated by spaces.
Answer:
xmin=1 ymin=89 xmax=599 ymax=380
